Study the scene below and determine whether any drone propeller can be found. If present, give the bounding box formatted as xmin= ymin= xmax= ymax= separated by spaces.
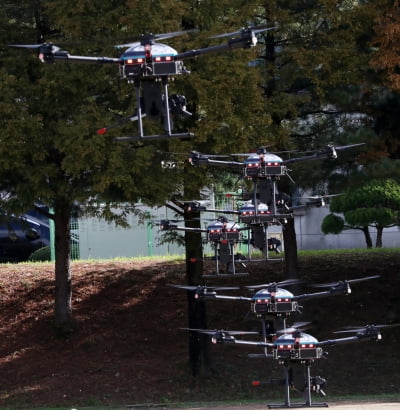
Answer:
xmin=151 ymin=218 xmax=183 ymax=224
xmin=9 ymin=43 xmax=61 ymax=53
xmin=115 ymin=29 xmax=198 ymax=48
xmin=334 ymin=142 xmax=366 ymax=151
xmin=187 ymin=151 xmax=232 ymax=159
xmin=311 ymin=275 xmax=380 ymax=289
xmin=301 ymin=194 xmax=342 ymax=200
xmin=168 ymin=284 xmax=239 ymax=292
xmin=245 ymin=278 xmax=301 ymax=290
xmin=211 ymin=25 xmax=276 ymax=39
xmin=277 ymin=321 xmax=312 ymax=335
xmin=333 ymin=323 xmax=400 ymax=334
xmin=182 ymin=328 xmax=260 ymax=336
xmin=154 ymin=29 xmax=199 ymax=41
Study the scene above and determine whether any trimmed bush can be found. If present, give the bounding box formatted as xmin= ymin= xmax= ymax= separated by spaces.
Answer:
xmin=29 ymin=246 xmax=51 ymax=262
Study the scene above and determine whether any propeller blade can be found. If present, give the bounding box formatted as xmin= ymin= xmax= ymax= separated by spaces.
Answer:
xmin=335 ymin=143 xmax=366 ymax=151
xmin=9 ymin=43 xmax=61 ymax=53
xmin=115 ymin=29 xmax=198 ymax=48
xmin=211 ymin=25 xmax=276 ymax=39
xmin=168 ymin=284 xmax=201 ymax=291
xmin=181 ymin=328 xmax=259 ymax=336
xmin=245 ymin=278 xmax=300 ymax=290
xmin=334 ymin=323 xmax=400 ymax=334
xmin=10 ymin=44 xmax=44 ymax=49
xmin=168 ymin=284 xmax=239 ymax=291
xmin=155 ymin=29 xmax=198 ymax=40
xmin=277 ymin=321 xmax=312 ymax=334
xmin=301 ymin=194 xmax=342 ymax=200
xmin=114 ymin=41 xmax=140 ymax=49
xmin=312 ymin=275 xmax=380 ymax=288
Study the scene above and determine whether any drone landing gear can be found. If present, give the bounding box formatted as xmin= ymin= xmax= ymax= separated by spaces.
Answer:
xmin=203 ymin=243 xmax=248 ymax=277
xmin=128 ymin=78 xmax=193 ymax=141
xmin=101 ymin=78 xmax=194 ymax=142
xmin=268 ymin=362 xmax=328 ymax=409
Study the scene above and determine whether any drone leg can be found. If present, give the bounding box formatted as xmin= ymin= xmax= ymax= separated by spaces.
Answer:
xmin=215 ymin=246 xmax=220 ymax=275
xmin=229 ymin=243 xmax=236 ymax=275
xmin=267 ymin=363 xmax=292 ymax=408
xmin=271 ymin=179 xmax=278 ymax=215
xmin=261 ymin=319 xmax=275 ymax=355
xmin=135 ymin=80 xmax=144 ymax=138
xmin=162 ymin=78 xmax=173 ymax=135
xmin=303 ymin=363 xmax=328 ymax=408
xmin=304 ymin=363 xmax=312 ymax=406
xmin=268 ymin=361 xmax=329 ymax=408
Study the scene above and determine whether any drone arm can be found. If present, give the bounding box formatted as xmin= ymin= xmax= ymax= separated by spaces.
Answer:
xmin=200 ymin=208 xmax=239 ymax=215
xmin=175 ymin=34 xmax=256 ymax=60
xmin=231 ymin=339 xmax=272 ymax=348
xmin=212 ymin=294 xmax=252 ymax=301
xmin=283 ymin=143 xmax=365 ymax=165
xmin=283 ymin=152 xmax=335 ymax=165
xmin=212 ymin=334 xmax=271 ymax=347
xmin=50 ymin=53 xmax=121 ymax=64
xmin=165 ymin=226 xmax=206 ymax=233
xmin=293 ymin=291 xmax=332 ymax=301
xmin=319 ymin=333 xmax=380 ymax=347
xmin=208 ymin=159 xmax=244 ymax=167
xmin=190 ymin=157 xmax=244 ymax=167
xmin=293 ymin=285 xmax=350 ymax=301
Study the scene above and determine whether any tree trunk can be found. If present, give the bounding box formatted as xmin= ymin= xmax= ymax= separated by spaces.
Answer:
xmin=282 ymin=217 xmax=299 ymax=279
xmin=361 ymin=226 xmax=373 ymax=248
xmin=375 ymin=226 xmax=383 ymax=248
xmin=184 ymin=207 xmax=209 ymax=376
xmin=53 ymin=201 xmax=73 ymax=333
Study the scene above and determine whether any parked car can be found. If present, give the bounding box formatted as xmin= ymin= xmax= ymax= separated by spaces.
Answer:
xmin=0 ymin=214 xmax=50 ymax=263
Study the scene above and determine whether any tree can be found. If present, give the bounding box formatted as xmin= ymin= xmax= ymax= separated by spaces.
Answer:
xmin=1 ymin=0 xmax=185 ymax=332
xmin=371 ymin=0 xmax=400 ymax=91
xmin=321 ymin=179 xmax=400 ymax=248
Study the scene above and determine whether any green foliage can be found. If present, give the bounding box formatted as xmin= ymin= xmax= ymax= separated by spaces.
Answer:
xmin=321 ymin=213 xmax=345 ymax=235
xmin=330 ymin=178 xmax=400 ymax=226
xmin=29 ymin=246 xmax=51 ymax=262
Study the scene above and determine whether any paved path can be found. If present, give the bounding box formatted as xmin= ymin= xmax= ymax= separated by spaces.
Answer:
xmin=151 ymin=402 xmax=400 ymax=410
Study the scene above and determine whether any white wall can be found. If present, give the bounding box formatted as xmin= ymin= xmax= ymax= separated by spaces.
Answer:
xmin=295 ymin=207 xmax=400 ymax=250
xmin=78 ymin=206 xmax=183 ymax=259
xmin=76 ymin=205 xmax=400 ymax=260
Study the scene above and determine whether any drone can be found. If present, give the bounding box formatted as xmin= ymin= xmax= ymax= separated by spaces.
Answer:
xmin=189 ymin=144 xmax=363 ymax=214
xmin=186 ymin=322 xmax=397 ymax=408
xmin=170 ymin=275 xmax=380 ymax=363
xmin=10 ymin=27 xmax=271 ymax=141
xmin=170 ymin=275 xmax=380 ymax=319
xmin=159 ymin=215 xmax=249 ymax=275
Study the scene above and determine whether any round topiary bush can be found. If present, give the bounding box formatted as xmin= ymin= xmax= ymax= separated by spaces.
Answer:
xmin=29 ymin=246 xmax=51 ymax=262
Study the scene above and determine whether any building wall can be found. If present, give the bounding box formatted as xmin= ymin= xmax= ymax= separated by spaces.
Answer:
xmin=78 ymin=206 xmax=183 ymax=259
xmin=295 ymin=207 xmax=400 ymax=250
xmin=76 ymin=205 xmax=400 ymax=260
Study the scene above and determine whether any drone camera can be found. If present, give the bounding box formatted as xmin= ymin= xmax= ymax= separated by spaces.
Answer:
xmin=310 ymin=375 xmax=327 ymax=396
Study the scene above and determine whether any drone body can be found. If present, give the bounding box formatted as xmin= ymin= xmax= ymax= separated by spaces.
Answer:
xmin=251 ymin=287 xmax=298 ymax=317
xmin=159 ymin=215 xmax=247 ymax=275
xmin=119 ymin=42 xmax=184 ymax=79
xmin=272 ymin=331 xmax=324 ymax=362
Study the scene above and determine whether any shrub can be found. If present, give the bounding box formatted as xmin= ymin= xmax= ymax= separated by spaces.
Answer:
xmin=29 ymin=246 xmax=51 ymax=262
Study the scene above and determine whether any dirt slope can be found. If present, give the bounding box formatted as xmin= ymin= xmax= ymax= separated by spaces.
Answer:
xmin=0 ymin=251 xmax=399 ymax=408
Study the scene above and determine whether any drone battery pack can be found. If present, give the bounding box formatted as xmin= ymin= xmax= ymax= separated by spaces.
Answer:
xmin=152 ymin=61 xmax=180 ymax=76
xmin=259 ymin=165 xmax=286 ymax=176
xmin=291 ymin=347 xmax=323 ymax=360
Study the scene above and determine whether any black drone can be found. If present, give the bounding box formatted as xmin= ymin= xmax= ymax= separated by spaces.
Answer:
xmin=189 ymin=144 xmax=363 ymax=219
xmin=170 ymin=275 xmax=380 ymax=318
xmin=159 ymin=215 xmax=249 ymax=275
xmin=10 ymin=27 xmax=272 ymax=141
xmin=186 ymin=322 xmax=398 ymax=408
